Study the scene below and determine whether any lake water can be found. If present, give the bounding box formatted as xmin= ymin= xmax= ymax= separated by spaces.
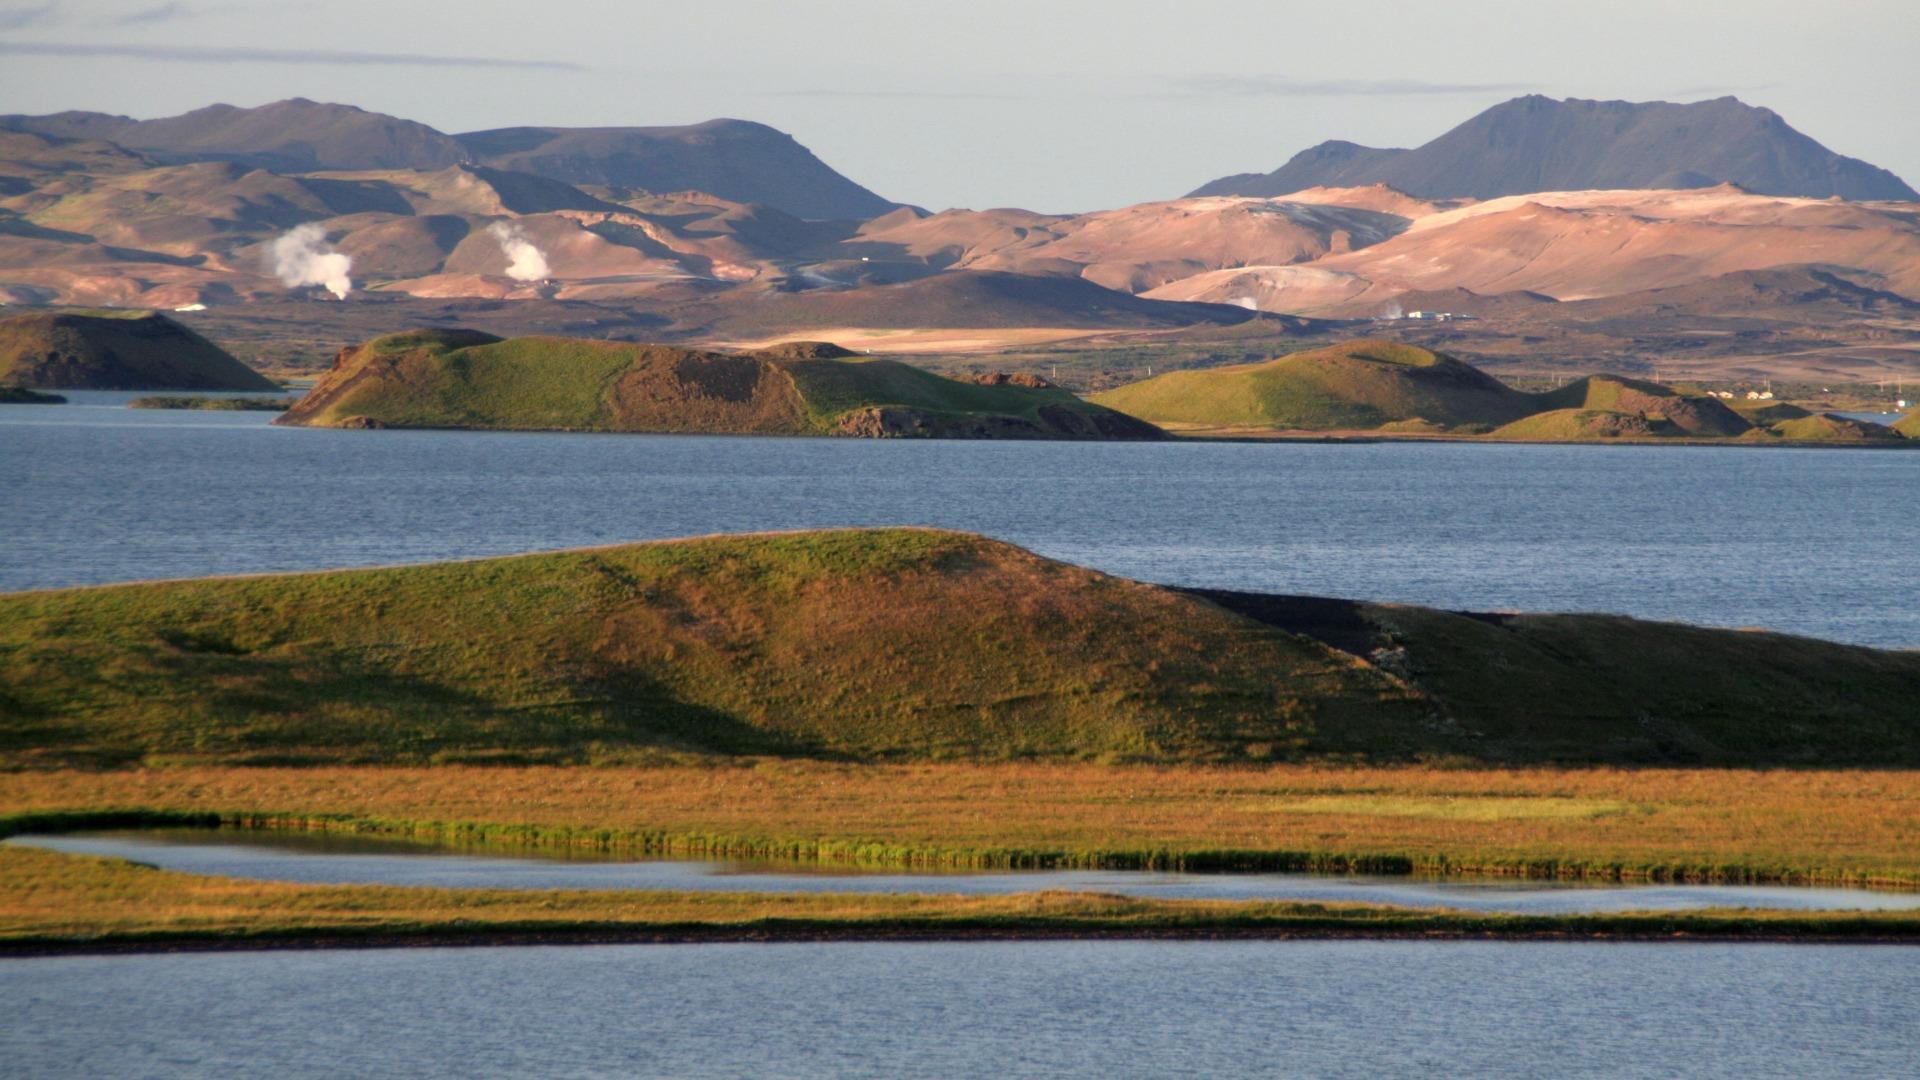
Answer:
xmin=12 ymin=831 xmax=1917 ymax=914
xmin=5 ymin=393 xmax=1918 ymax=646
xmin=8 ymin=398 xmax=1920 ymax=1075
xmin=3 ymin=941 xmax=1915 ymax=1078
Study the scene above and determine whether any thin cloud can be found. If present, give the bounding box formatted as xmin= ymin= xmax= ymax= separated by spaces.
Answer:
xmin=1174 ymin=75 xmax=1537 ymax=98
xmin=0 ymin=40 xmax=583 ymax=69
xmin=0 ymin=1 xmax=58 ymax=30
xmin=764 ymin=88 xmax=1027 ymax=101
xmin=115 ymin=1 xmax=187 ymax=25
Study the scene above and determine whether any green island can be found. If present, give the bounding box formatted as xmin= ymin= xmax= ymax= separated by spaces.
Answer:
xmin=1089 ymin=339 xmax=1915 ymax=444
xmin=0 ymin=310 xmax=279 ymax=391
xmin=128 ymin=395 xmax=296 ymax=411
xmin=276 ymin=329 xmax=1161 ymax=439
xmin=5 ymin=529 xmax=1918 ymax=950
xmin=5 ymin=528 xmax=1915 ymax=767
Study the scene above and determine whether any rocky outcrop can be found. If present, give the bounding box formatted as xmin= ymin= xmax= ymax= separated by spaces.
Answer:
xmin=832 ymin=403 xmax=1164 ymax=441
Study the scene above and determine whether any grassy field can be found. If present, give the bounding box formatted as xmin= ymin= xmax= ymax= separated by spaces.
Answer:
xmin=5 ymin=764 xmax=1917 ymax=886
xmin=8 ymin=844 xmax=1915 ymax=951
xmin=277 ymin=329 xmax=1154 ymax=438
xmin=4 ymin=530 xmax=1917 ymax=767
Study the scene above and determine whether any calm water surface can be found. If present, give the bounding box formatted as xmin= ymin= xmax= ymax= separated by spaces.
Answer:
xmin=5 ymin=395 xmax=1917 ymax=645
xmin=11 ymin=831 xmax=1916 ymax=914
xmin=3 ymin=941 xmax=1915 ymax=1078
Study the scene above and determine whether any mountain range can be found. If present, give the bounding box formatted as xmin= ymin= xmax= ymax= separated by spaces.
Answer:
xmin=1190 ymin=96 xmax=1918 ymax=202
xmin=1 ymin=94 xmax=1917 ymax=382
xmin=0 ymin=99 xmax=895 ymax=220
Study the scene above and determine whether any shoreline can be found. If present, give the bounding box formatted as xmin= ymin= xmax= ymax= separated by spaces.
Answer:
xmin=10 ymin=922 xmax=1920 ymax=958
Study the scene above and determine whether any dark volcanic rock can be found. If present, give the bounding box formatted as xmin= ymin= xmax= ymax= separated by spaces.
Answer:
xmin=2 ymin=102 xmax=899 ymax=221
xmin=1191 ymin=96 xmax=1918 ymax=202
xmin=455 ymin=119 xmax=897 ymax=221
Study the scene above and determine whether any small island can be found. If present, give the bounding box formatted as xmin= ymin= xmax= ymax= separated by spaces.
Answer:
xmin=1090 ymin=339 xmax=1914 ymax=445
xmin=128 ymin=395 xmax=296 ymax=411
xmin=0 ymin=310 xmax=279 ymax=392
xmin=277 ymin=329 xmax=1163 ymax=440
xmin=0 ymin=386 xmax=65 ymax=404
xmin=4 ymin=528 xmax=1913 ymax=768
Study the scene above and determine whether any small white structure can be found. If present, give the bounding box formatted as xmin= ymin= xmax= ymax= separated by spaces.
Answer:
xmin=173 ymin=303 xmax=208 ymax=312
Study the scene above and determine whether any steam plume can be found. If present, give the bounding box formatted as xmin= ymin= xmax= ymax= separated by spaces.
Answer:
xmin=268 ymin=224 xmax=352 ymax=299
xmin=487 ymin=222 xmax=550 ymax=282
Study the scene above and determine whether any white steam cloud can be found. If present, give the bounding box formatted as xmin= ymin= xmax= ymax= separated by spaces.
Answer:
xmin=487 ymin=222 xmax=550 ymax=282
xmin=269 ymin=224 xmax=352 ymax=299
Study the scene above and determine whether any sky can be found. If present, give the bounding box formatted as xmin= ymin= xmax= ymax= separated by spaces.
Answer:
xmin=1 ymin=0 xmax=1915 ymax=213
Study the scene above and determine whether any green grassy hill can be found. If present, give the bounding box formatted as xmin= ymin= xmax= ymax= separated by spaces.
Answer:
xmin=0 ymin=530 xmax=1422 ymax=765
xmin=1488 ymin=408 xmax=1678 ymax=440
xmin=1742 ymin=413 xmax=1905 ymax=443
xmin=1892 ymin=409 xmax=1919 ymax=437
xmin=1536 ymin=375 xmax=1751 ymax=436
xmin=1090 ymin=339 xmax=1914 ymax=445
xmin=278 ymin=330 xmax=1161 ymax=439
xmin=0 ymin=310 xmax=276 ymax=390
xmin=3 ymin=530 xmax=1915 ymax=768
xmin=1087 ymin=339 xmax=1535 ymax=431
xmin=1726 ymin=399 xmax=1811 ymax=425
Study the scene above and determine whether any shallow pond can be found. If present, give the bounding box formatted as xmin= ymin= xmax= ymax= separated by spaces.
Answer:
xmin=13 ymin=830 xmax=1916 ymax=914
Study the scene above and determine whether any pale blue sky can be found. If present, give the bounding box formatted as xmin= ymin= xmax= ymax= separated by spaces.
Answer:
xmin=1 ymin=0 xmax=1914 ymax=212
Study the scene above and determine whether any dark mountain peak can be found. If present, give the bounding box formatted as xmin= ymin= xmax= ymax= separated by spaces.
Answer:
xmin=1191 ymin=95 xmax=1917 ymax=202
xmin=454 ymin=119 xmax=896 ymax=220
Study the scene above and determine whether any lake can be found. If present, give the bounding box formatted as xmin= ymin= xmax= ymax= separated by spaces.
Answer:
xmin=4 ymin=394 xmax=1917 ymax=646
xmin=10 ymin=830 xmax=1917 ymax=913
xmin=3 ymin=941 xmax=1915 ymax=1078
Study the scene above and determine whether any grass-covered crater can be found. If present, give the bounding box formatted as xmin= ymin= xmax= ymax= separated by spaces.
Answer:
xmin=277 ymin=329 xmax=1161 ymax=439
xmin=3 ymin=528 xmax=1914 ymax=768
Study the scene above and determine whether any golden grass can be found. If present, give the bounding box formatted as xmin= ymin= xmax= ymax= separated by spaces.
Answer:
xmin=1259 ymin=794 xmax=1644 ymax=822
xmin=5 ymin=763 xmax=1917 ymax=885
